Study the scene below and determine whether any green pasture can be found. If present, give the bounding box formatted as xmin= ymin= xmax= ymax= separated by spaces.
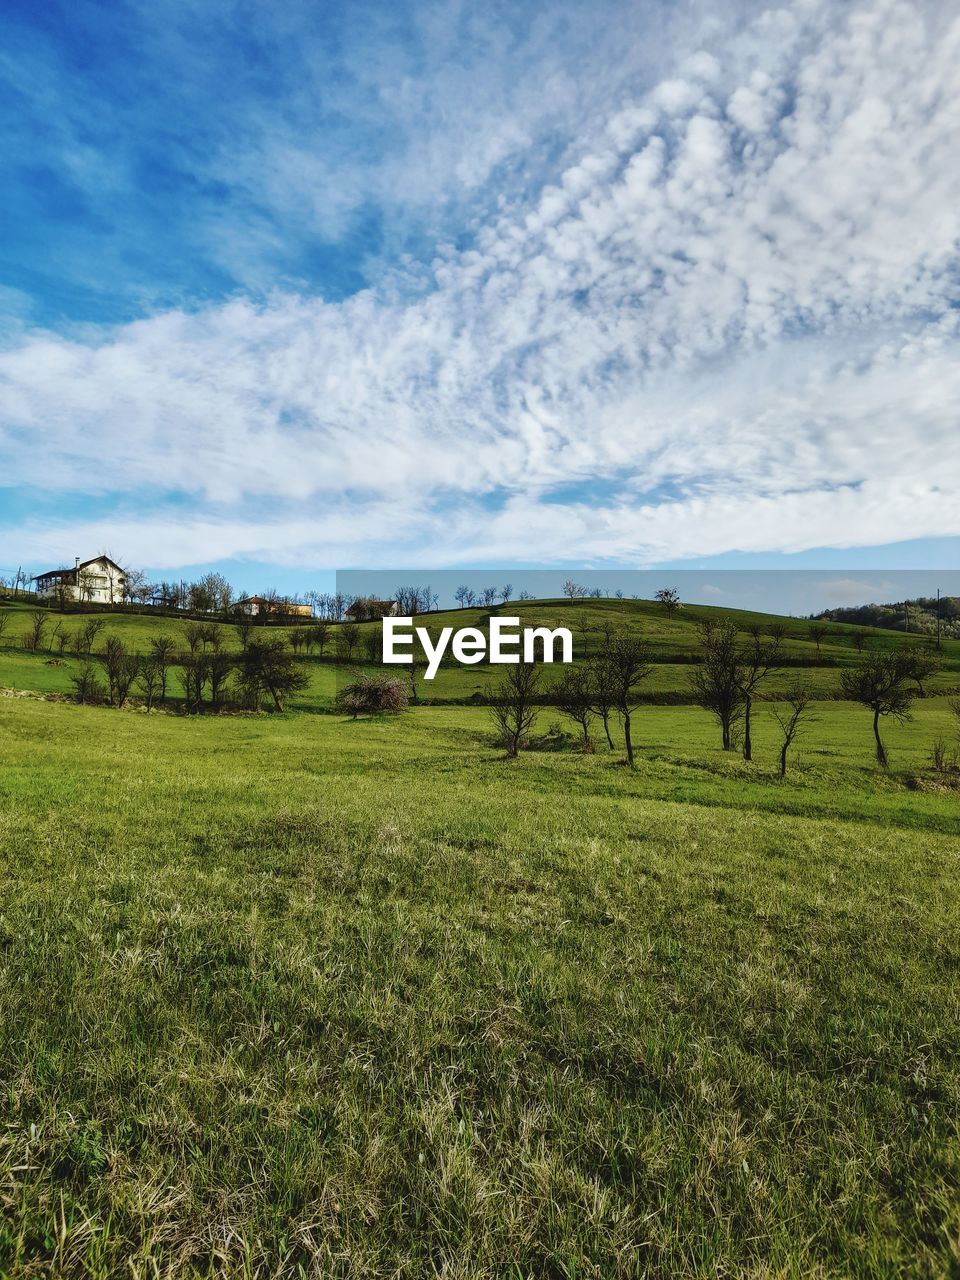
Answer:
xmin=0 ymin=693 xmax=959 ymax=1276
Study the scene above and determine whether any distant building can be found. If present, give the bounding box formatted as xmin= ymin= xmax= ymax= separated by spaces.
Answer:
xmin=33 ymin=556 xmax=126 ymax=605
xmin=346 ymin=598 xmax=399 ymax=621
xmin=236 ymin=595 xmax=313 ymax=618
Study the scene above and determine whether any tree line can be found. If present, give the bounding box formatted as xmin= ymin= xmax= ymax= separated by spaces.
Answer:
xmin=64 ymin=624 xmax=309 ymax=713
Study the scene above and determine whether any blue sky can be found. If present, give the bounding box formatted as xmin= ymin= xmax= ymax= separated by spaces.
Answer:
xmin=1 ymin=0 xmax=959 ymax=606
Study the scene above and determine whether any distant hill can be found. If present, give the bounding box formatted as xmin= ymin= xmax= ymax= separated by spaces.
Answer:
xmin=814 ymin=596 xmax=960 ymax=639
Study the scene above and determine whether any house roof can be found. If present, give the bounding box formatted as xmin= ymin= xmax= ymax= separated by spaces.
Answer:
xmin=34 ymin=555 xmax=125 ymax=581
xmin=34 ymin=567 xmax=75 ymax=580
xmin=78 ymin=556 xmax=125 ymax=574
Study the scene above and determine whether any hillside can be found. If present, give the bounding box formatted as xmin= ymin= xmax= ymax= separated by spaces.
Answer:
xmin=815 ymin=595 xmax=960 ymax=639
xmin=2 ymin=596 xmax=958 ymax=710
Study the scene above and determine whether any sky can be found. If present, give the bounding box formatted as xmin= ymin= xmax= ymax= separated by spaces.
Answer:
xmin=1 ymin=0 xmax=958 ymax=606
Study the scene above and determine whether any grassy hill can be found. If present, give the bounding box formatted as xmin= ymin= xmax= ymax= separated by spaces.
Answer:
xmin=3 ymin=596 xmax=959 ymax=709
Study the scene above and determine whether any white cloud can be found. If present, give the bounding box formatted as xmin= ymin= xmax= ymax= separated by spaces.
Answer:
xmin=2 ymin=0 xmax=960 ymax=569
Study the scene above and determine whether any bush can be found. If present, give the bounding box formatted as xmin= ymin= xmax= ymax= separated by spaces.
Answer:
xmin=336 ymin=674 xmax=409 ymax=717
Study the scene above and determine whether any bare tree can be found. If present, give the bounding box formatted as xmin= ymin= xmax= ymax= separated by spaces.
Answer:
xmin=840 ymin=651 xmax=916 ymax=768
xmin=394 ymin=586 xmax=424 ymax=615
xmin=311 ymin=621 xmax=330 ymax=657
xmin=588 ymin=628 xmax=617 ymax=749
xmin=455 ymin=585 xmax=475 ymax=608
xmin=77 ymin=569 xmax=95 ymax=604
xmin=489 ymin=662 xmax=542 ymax=757
xmin=24 ymin=610 xmax=47 ymax=653
xmin=562 ymin=580 xmax=584 ymax=599
xmin=336 ymin=622 xmax=360 ymax=663
xmin=0 ymin=611 xmax=8 ymax=646
xmin=184 ymin=622 xmax=206 ymax=656
xmin=481 ymin=586 xmax=498 ymax=608
xmin=654 ymin=587 xmax=681 ymax=613
xmin=207 ymin=644 xmax=234 ymax=708
xmin=122 ymin=567 xmax=153 ymax=605
xmin=554 ymin=667 xmax=595 ymax=750
xmin=193 ymin=571 xmax=233 ymax=614
xmin=74 ymin=617 xmax=106 ymax=657
xmin=100 ymin=637 xmax=140 ymax=707
xmin=85 ymin=617 xmax=106 ymax=653
xmin=363 ymin=629 xmax=382 ymax=664
xmin=689 ymin=620 xmax=745 ymax=751
xmin=500 ymin=584 xmax=513 ymax=604
xmin=851 ymin=629 xmax=869 ymax=654
xmin=178 ymin=652 xmax=209 ymax=713
xmin=737 ymin=631 xmax=782 ymax=762
xmin=767 ymin=622 xmax=787 ymax=645
xmin=603 ymin=633 xmax=653 ymax=766
xmin=772 ymin=683 xmax=816 ymax=779
xmin=809 ymin=624 xmax=828 ymax=658
xmin=136 ymin=660 xmax=161 ymax=711
xmin=234 ymin=620 xmax=254 ymax=651
xmin=395 ymin=585 xmax=436 ymax=615
xmin=149 ymin=635 xmax=176 ymax=703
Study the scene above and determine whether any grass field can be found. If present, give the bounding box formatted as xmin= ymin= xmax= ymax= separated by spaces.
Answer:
xmin=1 ymin=599 xmax=959 ymax=1276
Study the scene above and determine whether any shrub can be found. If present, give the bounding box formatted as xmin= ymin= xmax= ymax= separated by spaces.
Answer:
xmin=336 ymin=674 xmax=409 ymax=718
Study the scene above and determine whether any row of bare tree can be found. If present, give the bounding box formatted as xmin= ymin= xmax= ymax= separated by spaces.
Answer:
xmin=70 ymin=631 xmax=308 ymax=713
xmin=488 ymin=620 xmax=943 ymax=774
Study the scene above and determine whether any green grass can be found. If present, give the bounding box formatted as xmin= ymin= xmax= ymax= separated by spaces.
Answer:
xmin=1 ymin=693 xmax=959 ymax=1277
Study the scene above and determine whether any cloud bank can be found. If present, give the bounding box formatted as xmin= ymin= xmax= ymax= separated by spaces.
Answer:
xmin=2 ymin=0 xmax=959 ymax=570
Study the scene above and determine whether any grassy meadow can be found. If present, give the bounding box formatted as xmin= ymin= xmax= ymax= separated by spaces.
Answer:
xmin=1 ymin=597 xmax=959 ymax=1276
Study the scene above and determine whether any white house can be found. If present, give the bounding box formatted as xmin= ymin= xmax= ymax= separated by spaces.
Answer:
xmin=33 ymin=556 xmax=127 ymax=605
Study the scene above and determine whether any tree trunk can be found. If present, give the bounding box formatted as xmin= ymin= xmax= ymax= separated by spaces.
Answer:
xmin=581 ymin=721 xmax=590 ymax=750
xmin=601 ymin=708 xmax=614 ymax=750
xmin=721 ymin=717 xmax=731 ymax=751
xmin=778 ymin=742 xmax=788 ymax=779
xmin=623 ymin=712 xmax=634 ymax=767
xmin=873 ymin=708 xmax=887 ymax=767
xmin=743 ymin=697 xmax=752 ymax=761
